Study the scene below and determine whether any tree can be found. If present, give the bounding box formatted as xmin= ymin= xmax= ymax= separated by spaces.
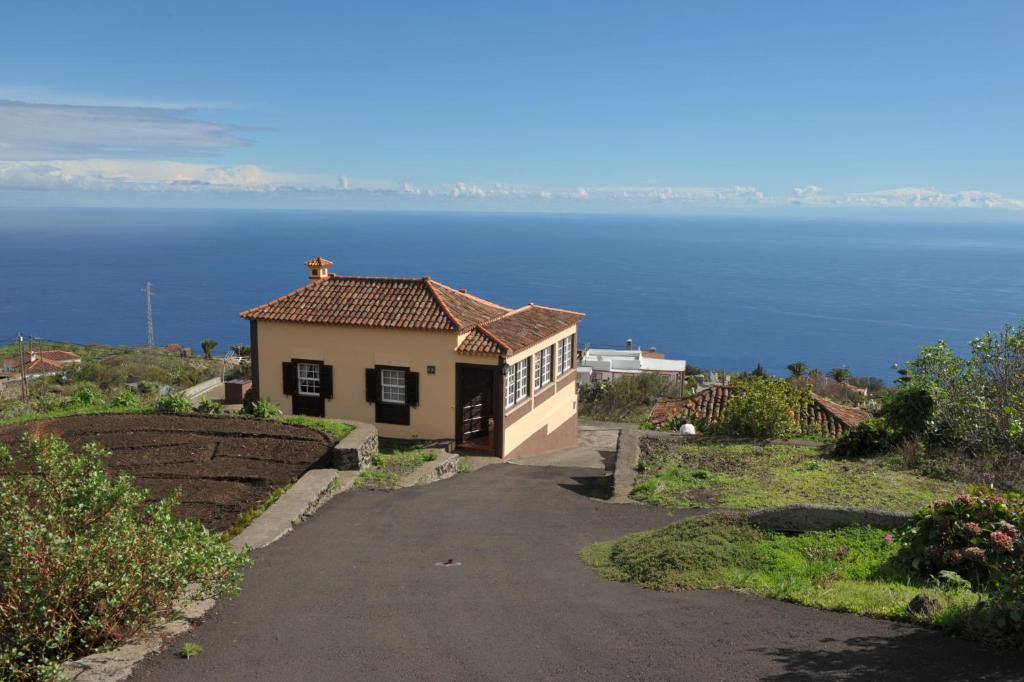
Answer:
xmin=751 ymin=363 xmax=766 ymax=377
xmin=200 ymin=339 xmax=218 ymax=360
xmin=829 ymin=366 xmax=851 ymax=384
xmin=786 ymin=362 xmax=808 ymax=378
xmin=230 ymin=343 xmax=251 ymax=358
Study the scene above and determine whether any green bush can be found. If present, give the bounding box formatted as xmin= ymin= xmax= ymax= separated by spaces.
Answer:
xmin=713 ymin=376 xmax=809 ymax=439
xmin=881 ymin=386 xmax=934 ymax=438
xmin=109 ymin=388 xmax=142 ymax=410
xmin=72 ymin=385 xmax=101 ymax=405
xmin=899 ymin=494 xmax=1022 ymax=589
xmin=579 ymin=373 xmax=676 ymax=423
xmin=899 ymin=324 xmax=1024 ymax=455
xmin=242 ymin=398 xmax=281 ymax=418
xmin=155 ymin=393 xmax=193 ymax=414
xmin=0 ymin=435 xmax=249 ymax=680
xmin=832 ymin=417 xmax=897 ymax=458
xmin=196 ymin=397 xmax=224 ymax=415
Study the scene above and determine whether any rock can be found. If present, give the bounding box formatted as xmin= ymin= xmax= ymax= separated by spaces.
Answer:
xmin=908 ymin=594 xmax=941 ymax=617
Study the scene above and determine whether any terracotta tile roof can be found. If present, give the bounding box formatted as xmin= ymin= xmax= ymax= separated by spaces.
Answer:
xmin=649 ymin=388 xmax=870 ymax=437
xmin=304 ymin=256 xmax=333 ymax=268
xmin=472 ymin=305 xmax=585 ymax=354
xmin=241 ymin=275 xmax=510 ymax=331
xmin=3 ymin=350 xmax=81 ymax=371
xmin=242 ymin=273 xmax=583 ymax=354
xmin=650 ymin=386 xmax=733 ymax=426
xmin=456 ymin=329 xmax=507 ymax=356
xmin=18 ymin=357 xmax=65 ymax=376
xmin=811 ymin=393 xmax=868 ymax=425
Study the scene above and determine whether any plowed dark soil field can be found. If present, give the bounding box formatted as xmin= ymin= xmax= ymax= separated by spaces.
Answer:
xmin=0 ymin=413 xmax=335 ymax=532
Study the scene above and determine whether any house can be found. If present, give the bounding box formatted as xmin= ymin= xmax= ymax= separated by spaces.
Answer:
xmin=240 ymin=257 xmax=584 ymax=458
xmin=649 ymin=385 xmax=869 ymax=437
xmin=2 ymin=349 xmax=82 ymax=379
xmin=577 ymin=339 xmax=686 ymax=385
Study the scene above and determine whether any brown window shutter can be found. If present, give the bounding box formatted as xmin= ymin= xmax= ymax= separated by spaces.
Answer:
xmin=321 ymin=365 xmax=333 ymax=399
xmin=282 ymin=361 xmax=295 ymax=395
xmin=365 ymin=368 xmax=379 ymax=402
xmin=406 ymin=371 xmax=419 ymax=406
xmin=571 ymin=334 xmax=576 ymax=368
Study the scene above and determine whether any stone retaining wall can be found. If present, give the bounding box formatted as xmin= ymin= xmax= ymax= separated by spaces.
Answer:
xmin=328 ymin=421 xmax=378 ymax=469
xmin=399 ymin=451 xmax=461 ymax=487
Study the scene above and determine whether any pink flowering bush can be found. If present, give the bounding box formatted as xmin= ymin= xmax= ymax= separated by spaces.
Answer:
xmin=899 ymin=494 xmax=1022 ymax=589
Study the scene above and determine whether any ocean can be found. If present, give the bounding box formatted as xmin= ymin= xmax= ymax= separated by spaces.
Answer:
xmin=2 ymin=208 xmax=1023 ymax=380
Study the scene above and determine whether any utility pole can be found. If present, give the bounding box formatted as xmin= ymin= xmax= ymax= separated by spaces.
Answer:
xmin=143 ymin=282 xmax=155 ymax=347
xmin=18 ymin=333 xmax=27 ymax=400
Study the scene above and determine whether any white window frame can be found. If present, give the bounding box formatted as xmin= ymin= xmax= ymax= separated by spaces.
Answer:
xmin=297 ymin=362 xmax=321 ymax=397
xmin=505 ymin=358 xmax=530 ymax=408
xmin=534 ymin=345 xmax=553 ymax=390
xmin=380 ymin=368 xmax=407 ymax=405
xmin=557 ymin=335 xmax=574 ymax=375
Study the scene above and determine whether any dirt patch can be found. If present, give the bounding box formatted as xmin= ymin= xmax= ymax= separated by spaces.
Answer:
xmin=0 ymin=413 xmax=335 ymax=532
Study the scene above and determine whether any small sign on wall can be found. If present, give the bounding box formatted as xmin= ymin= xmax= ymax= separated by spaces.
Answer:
xmin=427 ymin=365 xmax=436 ymax=375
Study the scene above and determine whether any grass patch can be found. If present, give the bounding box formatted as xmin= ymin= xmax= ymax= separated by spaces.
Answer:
xmin=355 ymin=448 xmax=439 ymax=490
xmin=222 ymin=479 xmax=295 ymax=539
xmin=273 ymin=415 xmax=353 ymax=443
xmin=583 ymin=514 xmax=989 ymax=641
xmin=0 ymin=404 xmax=144 ymax=428
xmin=633 ymin=440 xmax=965 ymax=512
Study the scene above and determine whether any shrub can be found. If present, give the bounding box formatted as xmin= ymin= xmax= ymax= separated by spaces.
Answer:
xmin=72 ymin=385 xmax=101 ymax=405
xmin=898 ymin=494 xmax=1023 ymax=589
xmin=155 ymin=393 xmax=193 ymax=414
xmin=881 ymin=386 xmax=934 ymax=438
xmin=832 ymin=417 xmax=897 ymax=458
xmin=899 ymin=324 xmax=1024 ymax=455
xmin=242 ymin=397 xmax=281 ymax=418
xmin=196 ymin=397 xmax=224 ymax=415
xmin=713 ymin=376 xmax=809 ymax=439
xmin=0 ymin=435 xmax=248 ymax=680
xmin=579 ymin=373 xmax=678 ymax=423
xmin=109 ymin=388 xmax=142 ymax=409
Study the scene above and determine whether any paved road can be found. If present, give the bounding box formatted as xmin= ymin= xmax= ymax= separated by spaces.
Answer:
xmin=134 ymin=464 xmax=1024 ymax=681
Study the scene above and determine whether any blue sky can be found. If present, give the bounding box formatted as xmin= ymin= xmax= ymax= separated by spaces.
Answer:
xmin=1 ymin=1 xmax=1023 ymax=215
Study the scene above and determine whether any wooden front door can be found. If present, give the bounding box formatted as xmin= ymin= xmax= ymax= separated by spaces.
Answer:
xmin=456 ymin=365 xmax=495 ymax=452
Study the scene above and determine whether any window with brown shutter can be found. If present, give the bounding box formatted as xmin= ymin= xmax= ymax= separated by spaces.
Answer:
xmin=282 ymin=361 xmax=296 ymax=395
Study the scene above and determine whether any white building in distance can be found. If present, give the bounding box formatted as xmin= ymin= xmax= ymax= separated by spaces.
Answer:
xmin=577 ymin=339 xmax=686 ymax=385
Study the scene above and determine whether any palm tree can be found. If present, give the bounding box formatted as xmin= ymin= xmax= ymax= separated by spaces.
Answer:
xmin=829 ymin=366 xmax=851 ymax=384
xmin=200 ymin=338 xmax=218 ymax=360
xmin=786 ymin=362 xmax=808 ymax=378
xmin=230 ymin=343 xmax=251 ymax=358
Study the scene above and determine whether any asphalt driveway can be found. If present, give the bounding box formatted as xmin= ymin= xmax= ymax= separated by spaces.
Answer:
xmin=134 ymin=463 xmax=1024 ymax=681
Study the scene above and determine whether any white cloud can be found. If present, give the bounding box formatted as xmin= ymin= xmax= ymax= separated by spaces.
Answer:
xmin=0 ymin=159 xmax=329 ymax=192
xmin=0 ymin=99 xmax=246 ymax=160
xmin=789 ymin=185 xmax=1024 ymax=210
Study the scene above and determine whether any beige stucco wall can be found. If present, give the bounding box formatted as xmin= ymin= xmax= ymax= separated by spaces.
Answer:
xmin=501 ymin=326 xmax=578 ymax=457
xmin=255 ymin=320 xmax=496 ymax=439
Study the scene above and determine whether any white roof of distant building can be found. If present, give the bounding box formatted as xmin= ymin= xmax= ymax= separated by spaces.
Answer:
xmin=580 ymin=347 xmax=686 ymax=373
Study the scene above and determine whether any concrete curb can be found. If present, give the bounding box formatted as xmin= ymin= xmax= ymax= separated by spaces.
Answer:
xmin=399 ymin=451 xmax=461 ymax=487
xmin=230 ymin=468 xmax=359 ymax=550
xmin=61 ymin=587 xmax=216 ymax=682
xmin=183 ymin=377 xmax=223 ymax=404
xmin=610 ymin=427 xmax=637 ymax=502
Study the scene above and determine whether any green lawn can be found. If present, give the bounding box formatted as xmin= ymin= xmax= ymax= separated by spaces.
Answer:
xmin=273 ymin=415 xmax=353 ymax=442
xmin=355 ymin=448 xmax=439 ymax=489
xmin=633 ymin=440 xmax=966 ymax=512
xmin=582 ymin=513 xmax=999 ymax=643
